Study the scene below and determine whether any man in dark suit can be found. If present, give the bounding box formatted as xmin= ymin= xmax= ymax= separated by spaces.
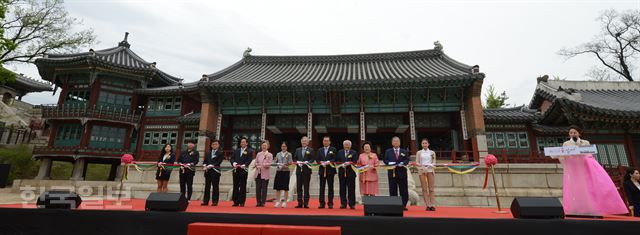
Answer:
xmin=316 ymin=136 xmax=337 ymax=209
xmin=383 ymin=136 xmax=411 ymax=210
xmin=202 ymin=139 xmax=225 ymax=206
xmin=231 ymin=137 xmax=253 ymax=207
xmin=337 ymin=139 xmax=358 ymax=209
xmin=293 ymin=136 xmax=314 ymax=208
xmin=178 ymin=139 xmax=199 ymax=201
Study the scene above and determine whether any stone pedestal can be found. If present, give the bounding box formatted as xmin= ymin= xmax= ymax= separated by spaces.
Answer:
xmin=34 ymin=158 xmax=52 ymax=180
xmin=70 ymin=158 xmax=86 ymax=181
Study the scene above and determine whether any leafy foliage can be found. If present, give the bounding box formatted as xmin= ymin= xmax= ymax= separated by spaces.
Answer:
xmin=483 ymin=84 xmax=509 ymax=109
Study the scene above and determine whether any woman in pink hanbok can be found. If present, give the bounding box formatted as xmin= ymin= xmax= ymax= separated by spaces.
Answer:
xmin=559 ymin=126 xmax=627 ymax=216
xmin=358 ymin=142 xmax=379 ymax=196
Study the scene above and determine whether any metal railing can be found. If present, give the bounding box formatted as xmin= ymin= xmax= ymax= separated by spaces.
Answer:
xmin=0 ymin=127 xmax=37 ymax=145
xmin=38 ymin=103 xmax=142 ymax=124
xmin=32 ymin=145 xmax=129 ymax=157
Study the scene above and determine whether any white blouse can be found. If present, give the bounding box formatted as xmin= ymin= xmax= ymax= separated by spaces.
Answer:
xmin=417 ymin=149 xmax=436 ymax=173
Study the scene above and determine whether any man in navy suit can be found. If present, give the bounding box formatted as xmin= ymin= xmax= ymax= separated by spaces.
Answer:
xmin=202 ymin=139 xmax=225 ymax=206
xmin=316 ymin=136 xmax=337 ymax=209
xmin=336 ymin=140 xmax=358 ymax=209
xmin=231 ymin=137 xmax=253 ymax=207
xmin=293 ymin=136 xmax=314 ymax=208
xmin=383 ymin=136 xmax=411 ymax=210
xmin=178 ymin=139 xmax=199 ymax=200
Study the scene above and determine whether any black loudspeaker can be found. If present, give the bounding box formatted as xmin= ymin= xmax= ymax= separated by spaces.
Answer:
xmin=145 ymin=193 xmax=188 ymax=211
xmin=36 ymin=190 xmax=82 ymax=209
xmin=510 ymin=197 xmax=564 ymax=219
xmin=363 ymin=196 xmax=403 ymax=217
xmin=0 ymin=164 xmax=10 ymax=188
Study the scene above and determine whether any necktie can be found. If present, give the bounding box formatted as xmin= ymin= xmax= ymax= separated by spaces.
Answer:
xmin=395 ymin=149 xmax=399 ymax=161
xmin=324 ymin=147 xmax=328 ymax=157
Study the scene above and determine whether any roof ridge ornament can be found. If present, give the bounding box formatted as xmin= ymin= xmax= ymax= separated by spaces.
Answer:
xmin=118 ymin=32 xmax=131 ymax=48
xmin=434 ymin=41 xmax=443 ymax=51
xmin=537 ymin=75 xmax=549 ymax=83
xmin=471 ymin=65 xmax=480 ymax=74
xmin=243 ymin=47 xmax=252 ymax=58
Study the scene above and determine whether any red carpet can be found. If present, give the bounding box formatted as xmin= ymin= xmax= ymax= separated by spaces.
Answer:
xmin=1 ymin=198 xmax=637 ymax=221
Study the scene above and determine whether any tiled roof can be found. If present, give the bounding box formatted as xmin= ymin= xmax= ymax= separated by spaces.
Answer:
xmin=10 ymin=73 xmax=53 ymax=92
xmin=176 ymin=112 xmax=200 ymax=124
xmin=135 ymin=81 xmax=199 ymax=95
xmin=531 ymin=124 xmax=569 ymax=134
xmin=483 ymin=105 xmax=540 ymax=123
xmin=35 ymin=35 xmax=180 ymax=86
xmin=531 ymin=79 xmax=640 ymax=121
xmin=202 ymin=44 xmax=484 ymax=90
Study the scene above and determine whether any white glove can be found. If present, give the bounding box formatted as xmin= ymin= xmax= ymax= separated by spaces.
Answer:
xmin=388 ymin=162 xmax=396 ymax=165
xmin=240 ymin=164 xmax=246 ymax=169
xmin=233 ymin=162 xmax=238 ymax=167
xmin=157 ymin=162 xmax=163 ymax=167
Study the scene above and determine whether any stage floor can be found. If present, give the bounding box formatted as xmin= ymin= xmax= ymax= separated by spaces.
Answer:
xmin=1 ymin=198 xmax=637 ymax=221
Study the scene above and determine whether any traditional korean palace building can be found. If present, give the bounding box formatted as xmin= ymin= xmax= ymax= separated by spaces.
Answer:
xmin=30 ymin=35 xmax=639 ymax=181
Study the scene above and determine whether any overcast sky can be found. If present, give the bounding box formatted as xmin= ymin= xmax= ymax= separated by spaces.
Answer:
xmin=9 ymin=0 xmax=640 ymax=106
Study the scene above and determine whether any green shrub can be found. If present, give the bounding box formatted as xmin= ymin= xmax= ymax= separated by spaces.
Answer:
xmin=0 ymin=145 xmax=38 ymax=184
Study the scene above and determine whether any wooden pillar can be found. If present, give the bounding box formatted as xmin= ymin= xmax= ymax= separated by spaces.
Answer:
xmin=48 ymin=122 xmax=58 ymax=146
xmin=108 ymin=162 xmax=119 ymax=181
xmin=527 ymin=125 xmax=539 ymax=161
xmin=464 ymin=80 xmax=488 ymax=162
xmin=87 ymin=72 xmax=101 ymax=108
xmin=625 ymin=133 xmax=638 ymax=168
xmin=79 ymin=122 xmax=91 ymax=148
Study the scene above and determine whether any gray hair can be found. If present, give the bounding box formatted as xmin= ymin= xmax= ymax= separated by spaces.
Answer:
xmin=343 ymin=140 xmax=352 ymax=146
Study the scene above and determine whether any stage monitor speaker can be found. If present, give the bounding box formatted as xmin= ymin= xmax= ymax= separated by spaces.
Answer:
xmin=510 ymin=197 xmax=564 ymax=219
xmin=145 ymin=193 xmax=188 ymax=211
xmin=363 ymin=196 xmax=403 ymax=217
xmin=36 ymin=190 xmax=82 ymax=209
xmin=0 ymin=164 xmax=10 ymax=188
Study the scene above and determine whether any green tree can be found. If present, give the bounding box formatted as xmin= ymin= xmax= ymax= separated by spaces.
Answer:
xmin=0 ymin=0 xmax=15 ymax=84
xmin=559 ymin=9 xmax=640 ymax=81
xmin=483 ymin=84 xmax=509 ymax=109
xmin=0 ymin=0 xmax=95 ymax=83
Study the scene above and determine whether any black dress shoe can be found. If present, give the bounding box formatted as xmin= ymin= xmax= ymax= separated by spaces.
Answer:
xmin=295 ymin=205 xmax=303 ymax=208
xmin=318 ymin=205 xmax=325 ymax=209
xmin=212 ymin=203 xmax=218 ymax=206
xmin=430 ymin=207 xmax=436 ymax=211
xmin=232 ymin=204 xmax=239 ymax=207
xmin=328 ymin=205 xmax=333 ymax=209
xmin=403 ymin=207 xmax=408 ymax=211
xmin=340 ymin=205 xmax=347 ymax=209
xmin=349 ymin=206 xmax=355 ymax=209
xmin=304 ymin=205 xmax=310 ymax=208
xmin=201 ymin=202 xmax=208 ymax=206
xmin=240 ymin=204 xmax=245 ymax=207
